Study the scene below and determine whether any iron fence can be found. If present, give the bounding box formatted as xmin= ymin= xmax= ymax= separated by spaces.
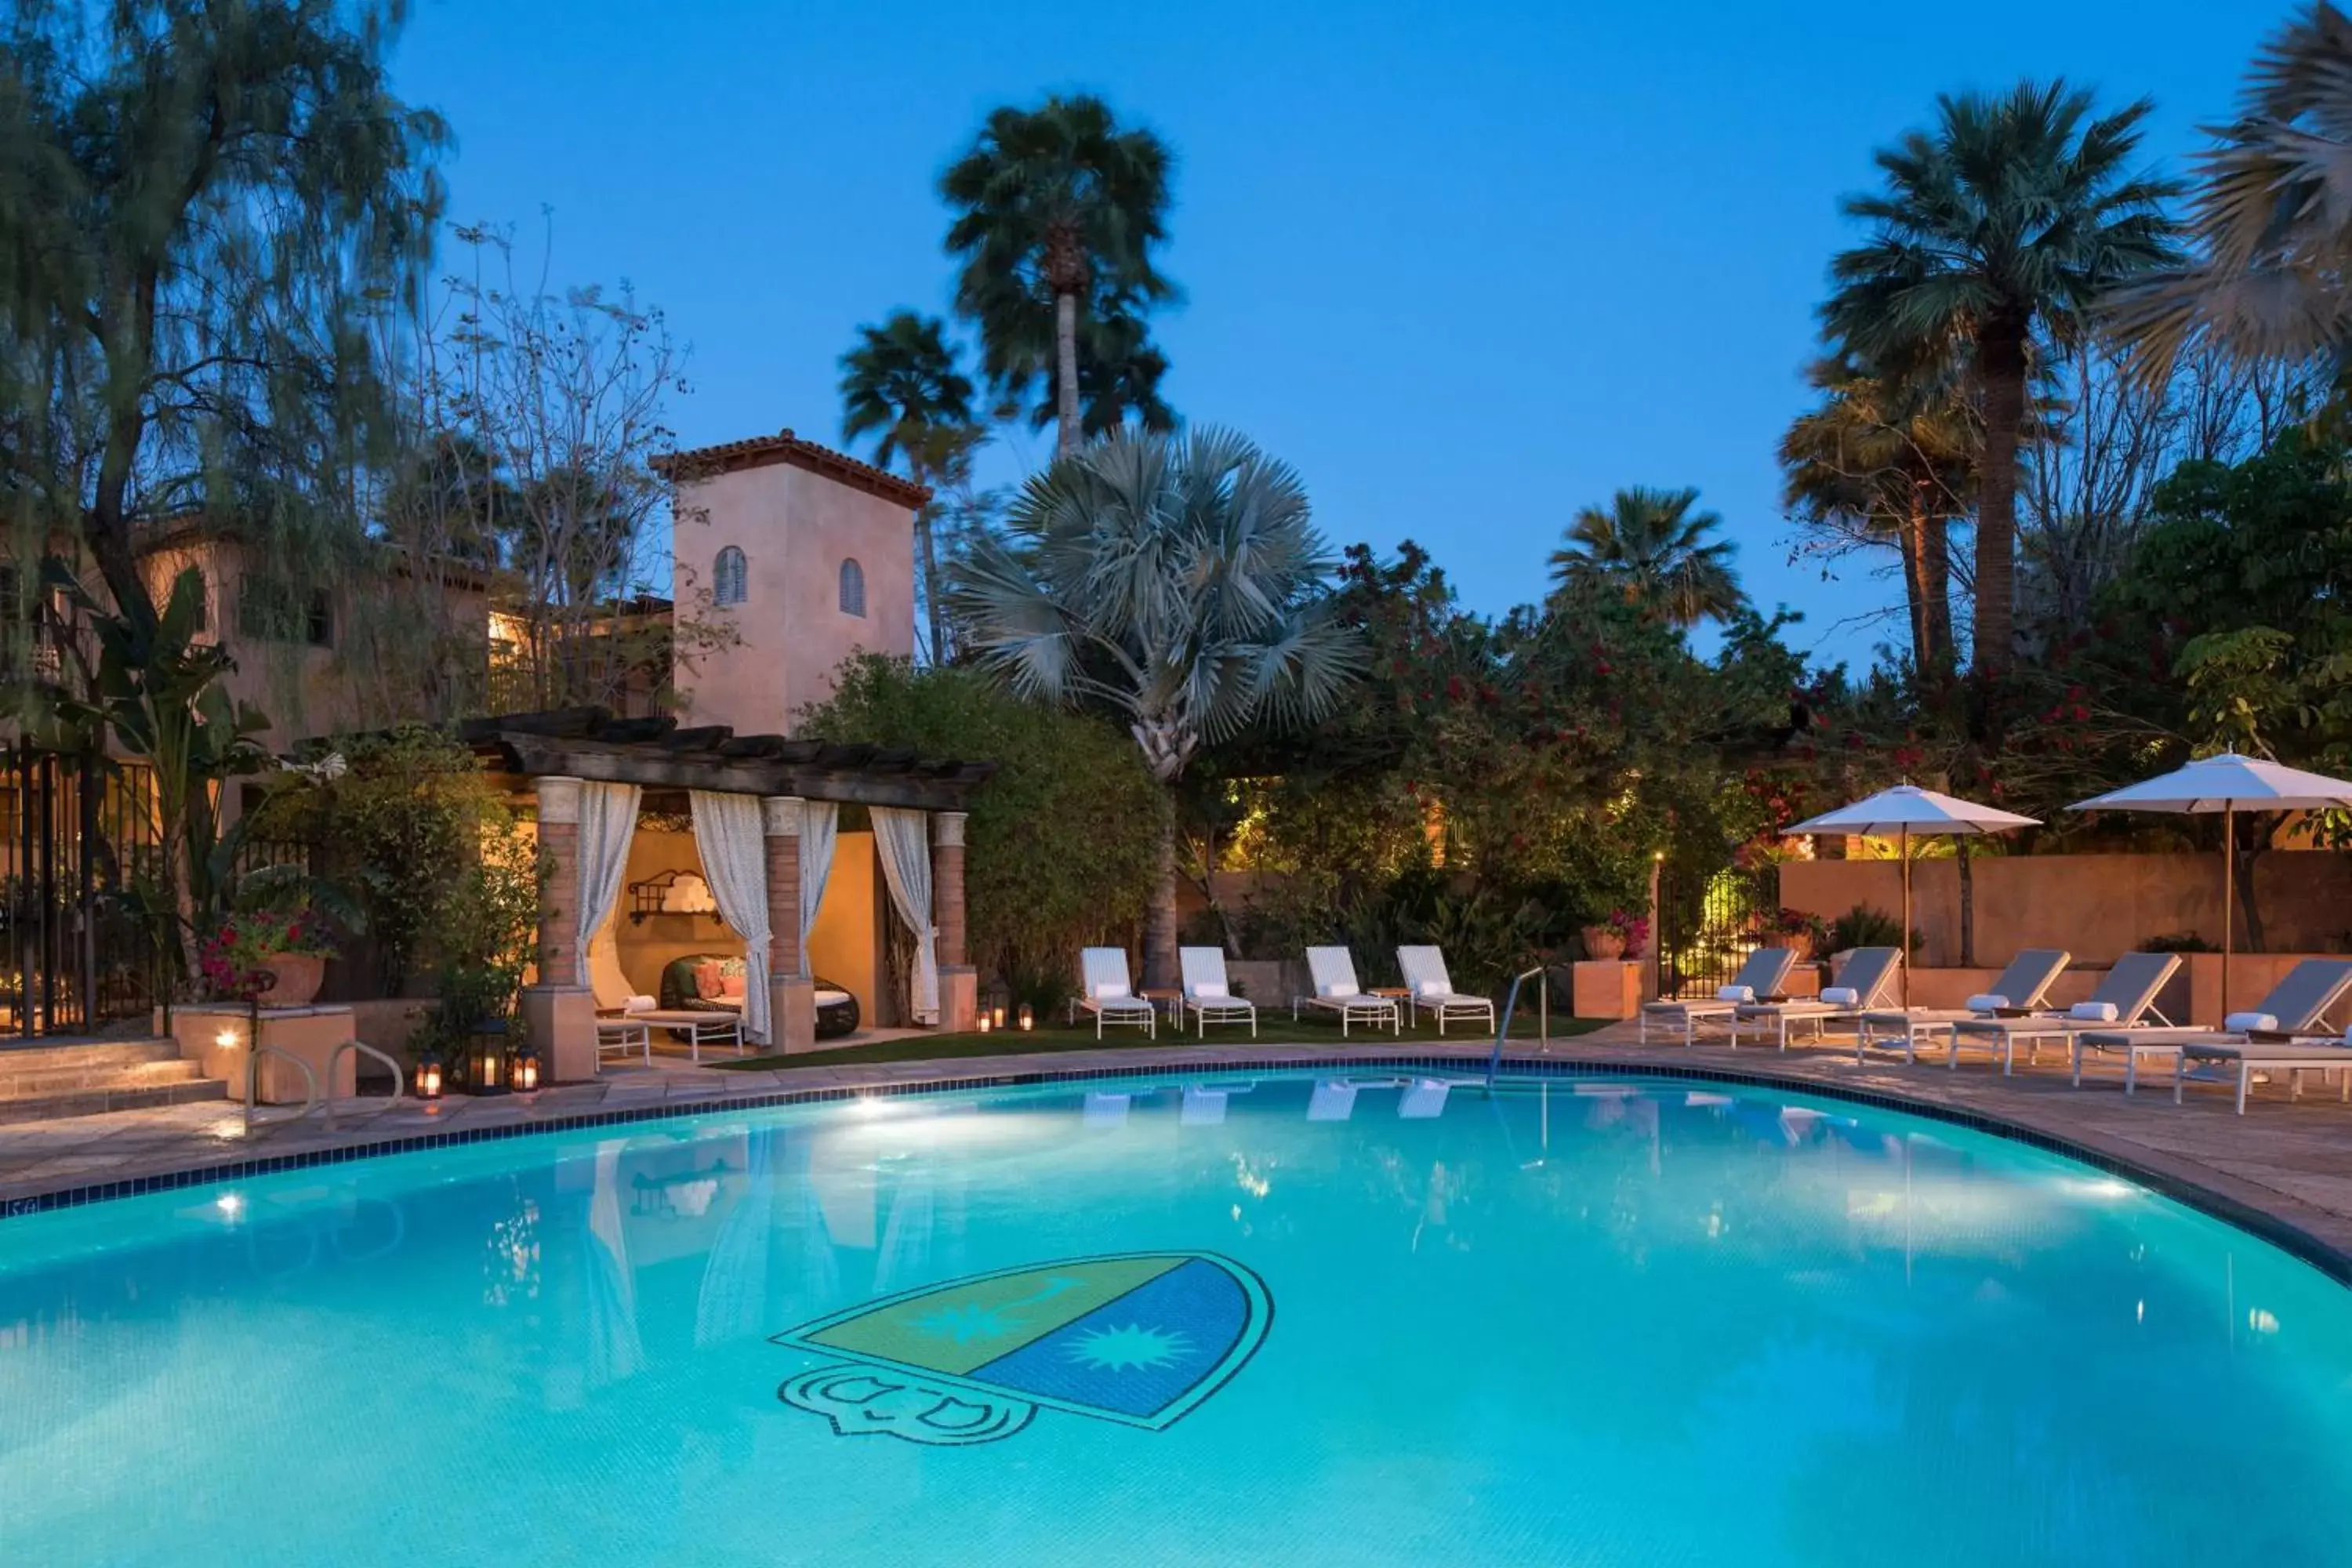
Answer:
xmin=1656 ymin=858 xmax=1781 ymax=999
xmin=1 ymin=742 xmax=162 ymax=1037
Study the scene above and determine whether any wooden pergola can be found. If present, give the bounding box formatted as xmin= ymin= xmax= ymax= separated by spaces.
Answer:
xmin=456 ymin=708 xmax=993 ymax=1076
xmin=456 ymin=706 xmax=996 ymax=810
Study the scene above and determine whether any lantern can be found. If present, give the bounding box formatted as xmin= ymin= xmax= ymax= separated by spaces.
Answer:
xmin=977 ymin=1013 xmax=993 ymax=1034
xmin=415 ymin=1059 xmax=444 ymax=1100
xmin=1018 ymin=1004 xmax=1034 ymax=1032
xmin=468 ymin=1021 xmax=509 ymax=1095
xmin=992 ymin=1004 xmax=1007 ymax=1030
xmin=510 ymin=1052 xmax=541 ymax=1093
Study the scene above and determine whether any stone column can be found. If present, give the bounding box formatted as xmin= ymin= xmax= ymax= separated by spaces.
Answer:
xmin=933 ymin=811 xmax=978 ymax=1033
xmin=764 ymin=796 xmax=816 ymax=1053
xmin=521 ymin=776 xmax=597 ymax=1083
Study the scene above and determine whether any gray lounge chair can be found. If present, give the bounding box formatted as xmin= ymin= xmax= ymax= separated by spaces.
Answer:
xmin=2106 ymin=959 xmax=2352 ymax=1112
xmin=1733 ymin=948 xmax=1901 ymax=1050
xmin=1858 ymin=948 xmax=2071 ymax=1067
xmin=1946 ymin=951 xmax=2183 ymax=1081
xmin=1639 ymin=947 xmax=1798 ymax=1047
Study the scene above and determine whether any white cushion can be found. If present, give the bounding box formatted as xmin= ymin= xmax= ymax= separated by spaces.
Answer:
xmin=1821 ymin=986 xmax=1858 ymax=1006
xmin=2225 ymin=1011 xmax=2278 ymax=1033
xmin=1965 ymin=993 xmax=2010 ymax=1014
xmin=1094 ymin=981 xmax=1131 ymax=1000
xmin=1716 ymin=985 xmax=1754 ymax=1003
xmin=1417 ymin=979 xmax=1448 ymax=1000
xmin=2068 ymin=1001 xmax=2119 ymax=1022
xmin=1319 ymin=982 xmax=1359 ymax=998
xmin=1190 ymin=980 xmax=1228 ymax=998
xmin=624 ymin=994 xmax=657 ymax=1014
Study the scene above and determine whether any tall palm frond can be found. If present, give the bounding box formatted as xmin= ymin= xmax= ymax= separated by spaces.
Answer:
xmin=2107 ymin=2 xmax=2352 ymax=375
xmin=1825 ymin=80 xmax=2183 ymax=670
xmin=1548 ymin=486 xmax=1744 ymax=630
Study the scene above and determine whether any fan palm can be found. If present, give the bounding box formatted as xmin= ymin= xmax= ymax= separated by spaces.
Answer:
xmin=1019 ymin=294 xmax=1178 ymax=440
xmin=1780 ymin=355 xmax=1976 ymax=676
xmin=952 ymin=428 xmax=1359 ymax=984
xmin=1548 ymin=487 xmax=1744 ymax=629
xmin=839 ymin=310 xmax=978 ymax=659
xmin=940 ymin=94 xmax=1178 ymax=460
xmin=1824 ymin=82 xmax=2181 ymax=672
xmin=2107 ymin=3 xmax=2352 ymax=375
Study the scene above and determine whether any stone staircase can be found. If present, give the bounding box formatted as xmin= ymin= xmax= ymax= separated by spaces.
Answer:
xmin=0 ymin=1038 xmax=229 ymax=1124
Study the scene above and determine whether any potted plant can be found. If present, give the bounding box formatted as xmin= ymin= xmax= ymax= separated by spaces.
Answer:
xmin=1768 ymin=907 xmax=1826 ymax=962
xmin=1581 ymin=909 xmax=1649 ymax=962
xmin=198 ymin=905 xmax=336 ymax=1007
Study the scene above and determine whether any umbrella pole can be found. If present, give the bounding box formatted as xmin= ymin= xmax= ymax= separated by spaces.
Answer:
xmin=2221 ymin=802 xmax=2234 ymax=1023
xmin=1900 ymin=826 xmax=1911 ymax=1006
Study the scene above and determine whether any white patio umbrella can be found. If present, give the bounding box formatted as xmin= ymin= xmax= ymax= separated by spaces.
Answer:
xmin=2071 ymin=752 xmax=2352 ymax=1018
xmin=1783 ymin=785 xmax=2042 ymax=1004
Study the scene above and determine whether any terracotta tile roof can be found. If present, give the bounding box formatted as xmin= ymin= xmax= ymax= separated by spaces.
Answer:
xmin=651 ymin=427 xmax=931 ymax=508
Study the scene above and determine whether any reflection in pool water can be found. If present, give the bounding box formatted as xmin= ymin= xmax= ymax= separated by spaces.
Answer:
xmin=2 ymin=1073 xmax=2350 ymax=1567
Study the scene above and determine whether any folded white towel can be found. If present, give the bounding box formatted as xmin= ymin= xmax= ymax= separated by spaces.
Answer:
xmin=1190 ymin=981 xmax=1227 ymax=998
xmin=1821 ymin=986 xmax=1858 ymax=1007
xmin=2225 ymin=1011 xmax=2278 ymax=1033
xmin=2068 ymin=1000 xmax=2119 ymax=1022
xmin=1417 ymin=979 xmax=1448 ymax=1000
xmin=1319 ymin=983 xmax=1359 ymax=999
xmin=1094 ymin=981 xmax=1131 ymax=1000
xmin=1716 ymin=984 xmax=1754 ymax=1003
xmin=624 ymin=993 xmax=657 ymax=1014
xmin=1965 ymin=993 xmax=2010 ymax=1014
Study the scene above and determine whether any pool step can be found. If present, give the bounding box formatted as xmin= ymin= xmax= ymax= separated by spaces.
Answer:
xmin=0 ymin=1040 xmax=229 ymax=1123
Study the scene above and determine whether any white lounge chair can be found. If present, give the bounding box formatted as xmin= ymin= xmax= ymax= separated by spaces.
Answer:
xmin=1945 ymin=951 xmax=2183 ymax=1081
xmin=1732 ymin=947 xmax=1902 ymax=1050
xmin=2097 ymin=959 xmax=2352 ymax=1111
xmin=1292 ymin=947 xmax=1401 ymax=1036
xmin=1073 ymin=947 xmax=1157 ymax=1039
xmin=1179 ymin=946 xmax=1258 ymax=1037
xmin=1639 ymin=947 xmax=1798 ymax=1046
xmin=1396 ymin=946 xmax=1496 ymax=1036
xmin=1857 ymin=947 xmax=2072 ymax=1066
xmin=588 ymin=926 xmax=729 ymax=1065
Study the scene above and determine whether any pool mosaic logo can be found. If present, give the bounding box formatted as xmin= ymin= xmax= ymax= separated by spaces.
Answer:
xmin=772 ymin=1251 xmax=1270 ymax=1446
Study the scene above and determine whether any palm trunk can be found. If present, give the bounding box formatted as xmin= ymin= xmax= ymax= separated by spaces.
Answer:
xmin=1054 ymin=289 xmax=1081 ymax=463
xmin=1145 ymin=800 xmax=1178 ymax=990
xmin=916 ymin=506 xmax=945 ymax=663
xmin=1921 ymin=510 xmax=1954 ymax=677
xmin=1896 ymin=490 xmax=1933 ymax=675
xmin=1973 ymin=318 xmax=2029 ymax=675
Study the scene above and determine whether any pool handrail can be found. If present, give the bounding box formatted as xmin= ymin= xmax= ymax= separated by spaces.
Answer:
xmin=1486 ymin=966 xmax=1549 ymax=1090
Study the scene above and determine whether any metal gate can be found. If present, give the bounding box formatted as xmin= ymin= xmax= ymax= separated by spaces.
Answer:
xmin=1 ymin=742 xmax=162 ymax=1038
xmin=1656 ymin=857 xmax=1780 ymax=999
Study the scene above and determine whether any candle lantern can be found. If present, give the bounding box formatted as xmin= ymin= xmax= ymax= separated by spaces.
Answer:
xmin=977 ymin=1014 xmax=993 ymax=1034
xmin=1018 ymin=1003 xmax=1034 ymax=1032
xmin=509 ymin=1051 xmax=541 ymax=1093
xmin=415 ymin=1058 xmax=445 ymax=1100
xmin=993 ymin=1004 xmax=1007 ymax=1029
xmin=468 ymin=1018 xmax=510 ymax=1095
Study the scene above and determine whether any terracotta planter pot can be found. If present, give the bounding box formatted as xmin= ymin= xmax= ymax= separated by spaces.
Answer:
xmin=256 ymin=953 xmax=325 ymax=1007
xmin=1785 ymin=933 xmax=1815 ymax=963
xmin=1581 ymin=926 xmax=1627 ymax=961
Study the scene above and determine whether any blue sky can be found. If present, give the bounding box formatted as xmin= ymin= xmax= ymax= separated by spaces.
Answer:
xmin=394 ymin=0 xmax=2280 ymax=671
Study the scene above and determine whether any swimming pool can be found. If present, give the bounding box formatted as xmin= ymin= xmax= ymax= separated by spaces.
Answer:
xmin=3 ymin=1070 xmax=2349 ymax=1566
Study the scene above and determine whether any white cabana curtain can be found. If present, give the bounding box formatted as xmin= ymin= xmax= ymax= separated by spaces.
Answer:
xmin=800 ymin=801 xmax=839 ymax=978
xmin=870 ymin=807 xmax=938 ymax=1024
xmin=572 ymin=782 xmax=641 ymax=985
xmin=690 ymin=790 xmax=773 ymax=1044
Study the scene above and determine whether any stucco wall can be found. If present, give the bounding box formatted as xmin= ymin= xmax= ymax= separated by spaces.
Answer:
xmin=1781 ymin=851 xmax=2352 ymax=966
xmin=609 ymin=826 xmax=742 ymax=998
xmin=673 ymin=462 xmax=915 ymax=735
xmin=808 ymin=829 xmax=880 ymax=1025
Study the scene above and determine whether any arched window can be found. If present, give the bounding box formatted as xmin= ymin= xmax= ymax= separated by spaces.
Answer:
xmin=838 ymin=557 xmax=866 ymax=618
xmin=713 ymin=546 xmax=747 ymax=607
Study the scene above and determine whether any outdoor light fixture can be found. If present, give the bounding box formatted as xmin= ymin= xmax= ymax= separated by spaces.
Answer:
xmin=978 ymin=1014 xmax=993 ymax=1033
xmin=472 ymin=1039 xmax=506 ymax=1096
xmin=415 ymin=1060 xmax=444 ymax=1100
xmin=509 ymin=1052 xmax=540 ymax=1093
xmin=216 ymin=1028 xmax=239 ymax=1050
xmin=1018 ymin=1004 xmax=1034 ymax=1032
xmin=992 ymin=1004 xmax=1007 ymax=1029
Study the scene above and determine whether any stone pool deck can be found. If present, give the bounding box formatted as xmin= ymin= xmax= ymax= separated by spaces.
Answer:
xmin=5 ymin=1022 xmax=2352 ymax=1274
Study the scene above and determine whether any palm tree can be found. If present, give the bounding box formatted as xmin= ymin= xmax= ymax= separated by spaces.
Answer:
xmin=1824 ymin=82 xmax=2180 ymax=673
xmin=839 ymin=310 xmax=978 ymax=660
xmin=1548 ymin=487 xmax=1743 ymax=629
xmin=2107 ymin=3 xmax=2352 ymax=375
xmin=952 ymin=428 xmax=1358 ymax=985
xmin=940 ymin=94 xmax=1178 ymax=461
xmin=1021 ymin=295 xmax=1178 ymax=440
xmin=1780 ymin=355 xmax=1976 ymax=676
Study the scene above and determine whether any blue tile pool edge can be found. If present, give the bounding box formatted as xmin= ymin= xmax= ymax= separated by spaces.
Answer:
xmin=4 ymin=1051 xmax=2347 ymax=1287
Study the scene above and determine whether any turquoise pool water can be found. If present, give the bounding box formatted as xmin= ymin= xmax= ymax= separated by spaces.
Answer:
xmin=4 ymin=1072 xmax=2351 ymax=1566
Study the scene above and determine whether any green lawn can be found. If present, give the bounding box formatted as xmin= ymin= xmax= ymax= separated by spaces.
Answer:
xmin=713 ymin=1011 xmax=1610 ymax=1070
